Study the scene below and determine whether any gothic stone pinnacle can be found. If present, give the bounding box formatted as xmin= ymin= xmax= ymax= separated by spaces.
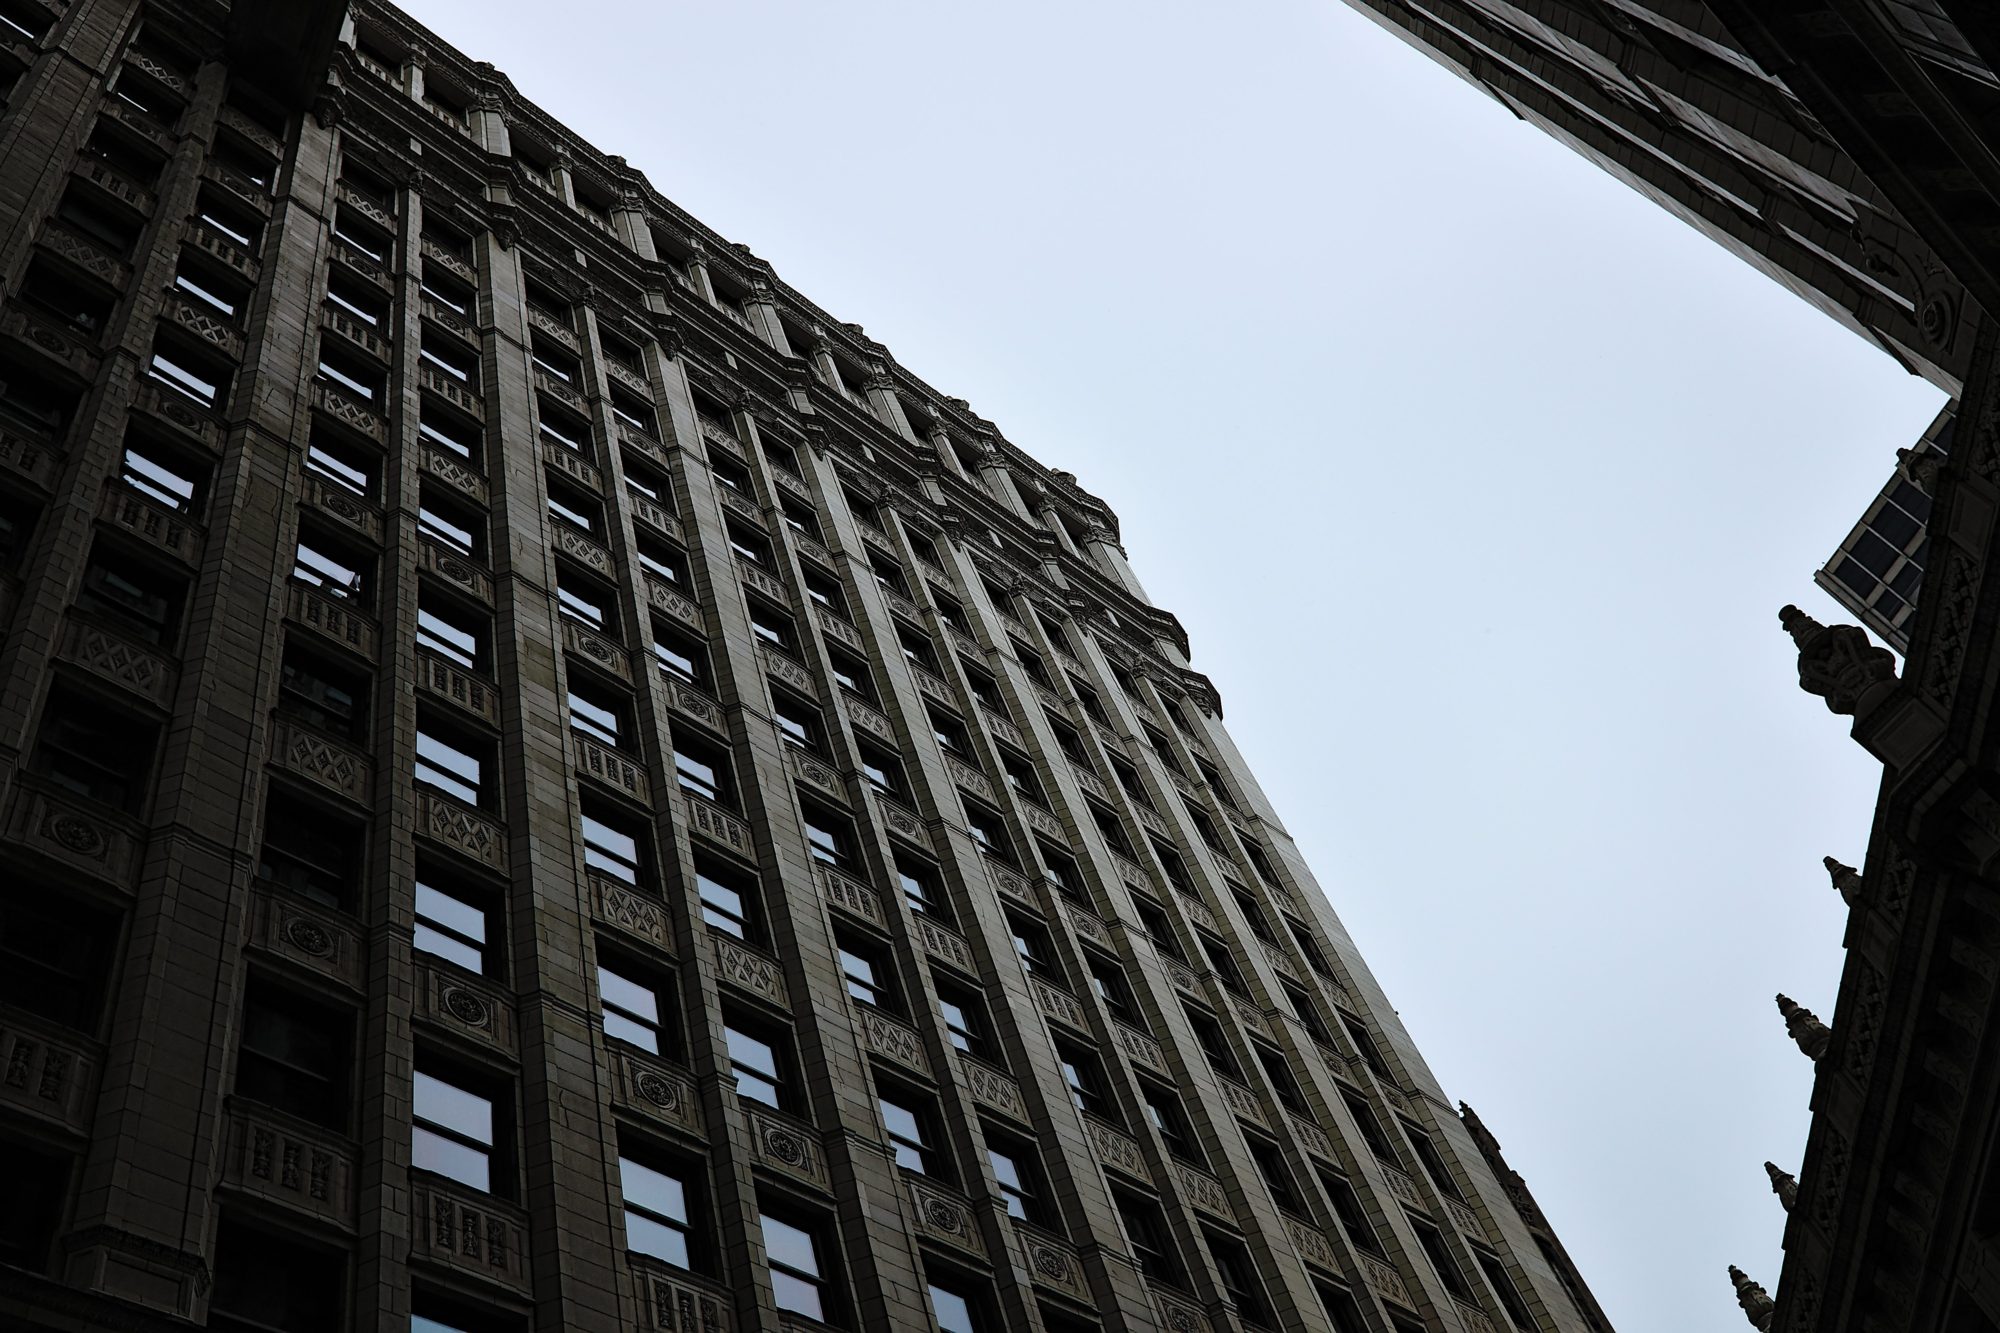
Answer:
xmin=1778 ymin=605 xmax=1898 ymax=716
xmin=1730 ymin=1265 xmax=1776 ymax=1330
xmin=1824 ymin=856 xmax=1865 ymax=907
xmin=1776 ymin=993 xmax=1832 ymax=1061
xmin=1764 ymin=1161 xmax=1798 ymax=1211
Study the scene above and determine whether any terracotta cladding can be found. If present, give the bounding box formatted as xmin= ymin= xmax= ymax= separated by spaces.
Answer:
xmin=0 ymin=2 xmax=1607 ymax=1331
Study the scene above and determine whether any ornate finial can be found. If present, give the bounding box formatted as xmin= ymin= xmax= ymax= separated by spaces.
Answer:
xmin=1776 ymin=994 xmax=1831 ymax=1060
xmin=1896 ymin=447 xmax=1941 ymax=495
xmin=1778 ymin=605 xmax=1898 ymax=716
xmin=1729 ymin=1265 xmax=1776 ymax=1329
xmin=1824 ymin=856 xmax=1866 ymax=907
xmin=1764 ymin=1161 xmax=1798 ymax=1212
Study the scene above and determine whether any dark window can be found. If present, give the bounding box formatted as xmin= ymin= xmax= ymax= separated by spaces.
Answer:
xmin=748 ymin=600 xmax=795 ymax=654
xmin=1341 ymin=1012 xmax=1392 ymax=1082
xmin=1183 ymin=1004 xmax=1240 ymax=1079
xmin=415 ymin=721 xmax=488 ymax=808
xmin=801 ymin=566 xmax=847 ymax=615
xmin=1110 ymin=755 xmax=1152 ymax=809
xmin=1413 ymin=1217 xmax=1474 ymax=1301
xmin=414 ymin=871 xmax=493 ymax=976
xmin=236 ymin=983 xmax=350 ymax=1130
xmin=804 ymin=804 xmax=857 ymax=871
xmin=1140 ymin=1082 xmax=1200 ymax=1163
xmin=928 ymin=1280 xmax=982 ymax=1333
xmin=314 ymin=344 xmax=381 ymax=405
xmin=1195 ymin=756 xmax=1237 ymax=809
xmin=420 ymin=264 xmax=473 ymax=317
xmin=962 ymin=663 xmax=1003 ymax=713
xmin=1199 ymin=933 xmax=1247 ymax=995
xmin=760 ymin=1211 xmax=832 ymax=1322
xmin=1245 ymin=842 xmax=1284 ymax=890
xmin=985 ymin=1133 xmax=1049 ymax=1225
xmin=1086 ymin=953 xmax=1140 ymax=1027
xmin=1013 ymin=642 xmax=1051 ymax=688
xmin=651 ymin=623 xmax=709 ymax=687
xmin=529 ymin=334 xmax=578 ymax=384
xmin=1474 ymin=1249 xmax=1535 ymax=1329
xmin=1000 ymin=750 xmax=1046 ymax=806
xmin=1281 ymin=980 xmax=1334 ymax=1046
xmin=1143 ymin=725 xmax=1183 ymax=776
xmin=292 ymin=529 xmax=370 ymax=604
xmin=725 ymin=517 xmax=771 ymax=567
xmin=413 ymin=1062 xmax=502 ymax=1195
xmin=278 ymin=641 xmax=369 ymax=740
xmin=1204 ymin=1229 xmax=1270 ymax=1326
xmin=0 ymin=492 xmax=40 ymax=569
xmin=709 ymin=452 xmax=752 ymax=495
xmin=1056 ymin=1042 xmax=1113 ymax=1119
xmin=1007 ymin=911 xmax=1061 ymax=983
xmin=933 ymin=594 xmax=969 ymax=634
xmin=963 ymin=800 xmax=1014 ymax=864
xmin=195 ymin=188 xmax=261 ymax=252
xmin=324 ymin=268 xmax=388 ymax=329
xmin=1401 ymin=1120 xmax=1465 ymax=1201
xmin=828 ymin=646 xmax=874 ymax=701
xmin=420 ymin=405 xmax=482 ymax=464
xmin=306 ymin=430 xmax=377 ymax=498
xmin=928 ymin=706 xmax=971 ymax=758
xmin=899 ymin=626 xmax=939 ymax=673
xmin=74 ymin=543 xmax=181 ymax=646
xmin=1071 ymin=679 xmax=1108 ymax=724
xmin=870 ymin=552 xmax=908 ymax=596
xmin=1320 ymin=1169 xmax=1384 ymax=1255
xmin=1152 ymin=840 xmax=1194 ymax=896
xmin=0 ymin=895 xmax=111 ymax=1033
xmin=781 ymin=497 xmax=822 ymax=540
xmin=32 ymin=685 xmax=157 ymax=813
xmin=857 ymin=740 xmax=906 ymax=798
xmin=1089 ymin=803 xmax=1132 ymax=857
xmin=1247 ymin=1137 xmax=1303 ymax=1213
xmin=582 ymin=804 xmax=650 ymax=890
xmin=208 ymin=1219 xmax=343 ymax=1333
xmin=879 ymin=1088 xmax=947 ymax=1176
xmin=610 ymin=385 xmax=658 ymax=438
xmin=1040 ymin=843 xmax=1086 ymax=902
xmin=537 ymin=397 xmax=591 ymax=457
xmin=0 ymin=1140 xmax=69 ymax=1272
xmin=897 ymin=855 xmax=949 ymax=921
xmin=697 ymin=862 xmax=758 ymax=941
xmin=1131 ymin=894 xmax=1186 ymax=962
xmin=599 ymin=958 xmax=669 ymax=1055
xmin=0 ymin=357 xmax=75 ymax=441
xmin=625 ymin=459 xmax=673 ymax=507
xmin=1113 ymin=1190 xmax=1178 ymax=1286
xmin=548 ymin=481 xmax=601 ymax=535
xmin=1340 ymin=1090 xmax=1400 ymax=1165
xmin=57 ymin=186 xmax=142 ymax=259
xmin=556 ymin=569 xmax=615 ymax=633
xmin=772 ymin=692 xmax=822 ymax=753
xmin=20 ymin=257 xmax=114 ymax=333
xmin=417 ymin=595 xmax=487 ymax=673
xmin=1232 ymin=890 xmax=1277 ymax=945
xmin=838 ymin=935 xmax=897 ymax=1011
xmin=726 ymin=1020 xmax=791 ymax=1109
xmin=257 ymin=787 xmax=361 ymax=911
xmin=672 ymin=732 xmax=732 ymax=806
xmin=418 ymin=488 xmax=482 ymax=559
xmin=637 ymin=537 xmax=687 ymax=586
xmin=568 ymin=681 xmax=630 ymax=750
xmin=620 ymin=1153 xmax=697 ymax=1271
xmin=937 ymin=980 xmax=993 ymax=1061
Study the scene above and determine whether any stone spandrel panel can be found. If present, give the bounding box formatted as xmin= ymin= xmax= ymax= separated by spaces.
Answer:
xmin=220 ymin=1101 xmax=358 ymax=1229
xmin=0 ymin=1008 xmax=100 ymax=1135
xmin=412 ymin=1177 xmax=532 ymax=1297
xmin=5 ymin=784 xmax=142 ymax=890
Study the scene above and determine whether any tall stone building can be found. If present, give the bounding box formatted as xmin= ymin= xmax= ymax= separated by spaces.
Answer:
xmin=1341 ymin=2 xmax=2000 ymax=1330
xmin=0 ymin=2 xmax=1613 ymax=1331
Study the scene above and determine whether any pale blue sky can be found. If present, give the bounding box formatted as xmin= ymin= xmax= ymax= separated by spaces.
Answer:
xmin=400 ymin=3 xmax=1948 ymax=1327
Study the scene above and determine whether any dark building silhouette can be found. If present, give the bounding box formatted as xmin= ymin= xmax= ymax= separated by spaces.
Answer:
xmin=1341 ymin=1 xmax=2000 ymax=1329
xmin=0 ymin=2 xmax=1615 ymax=1331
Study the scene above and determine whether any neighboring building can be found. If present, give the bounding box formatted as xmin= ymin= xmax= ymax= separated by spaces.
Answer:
xmin=1815 ymin=404 xmax=1953 ymax=654
xmin=0 ymin=3 xmax=1611 ymax=1331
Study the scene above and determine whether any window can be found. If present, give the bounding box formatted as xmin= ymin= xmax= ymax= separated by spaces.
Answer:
xmin=637 ymin=537 xmax=687 ymax=586
xmin=879 ymin=1089 xmax=946 ymax=1175
xmin=1140 ymin=1082 xmax=1199 ymax=1163
xmin=1199 ymin=934 xmax=1246 ymax=995
xmin=1281 ymin=980 xmax=1334 ymax=1046
xmin=548 ymin=482 xmax=601 ymax=536
xmin=537 ymin=397 xmax=591 ymax=457
xmin=1056 ymin=1042 xmax=1113 ymax=1119
xmin=651 ymin=623 xmax=709 ymax=687
xmin=1196 ymin=757 xmax=1238 ymax=809
xmin=748 ymin=601 xmax=795 ymax=653
xmin=195 ymin=188 xmax=262 ymax=252
xmin=857 ymin=740 xmax=906 ymax=798
xmin=292 ymin=531 xmax=370 ymax=604
xmin=625 ymin=458 xmax=673 ymax=507
xmin=1340 ymin=1090 xmax=1400 ymax=1165
xmin=236 ymin=982 xmax=350 ymax=1129
xmin=1183 ymin=1004 xmax=1240 ymax=1079
xmin=928 ymin=706 xmax=971 ymax=758
xmin=937 ymin=981 xmax=993 ymax=1061
xmin=870 ymin=552 xmax=908 ymax=596
xmin=556 ymin=569 xmax=615 ymax=632
xmin=1113 ymin=1191 xmax=1178 ymax=1285
xmin=726 ymin=1021 xmax=789 ymax=1109
xmin=1245 ymin=842 xmax=1285 ymax=891
xmin=416 ymin=722 xmax=487 ymax=808
xmin=1188 ymin=808 xmax=1228 ymax=855
xmin=1314 ymin=1284 xmax=1370 ymax=1333
xmin=208 ymin=1219 xmax=344 ymax=1333
xmin=1040 ymin=844 xmax=1085 ymax=901
xmin=315 ymin=344 xmax=381 ymax=405
xmin=1474 ymin=1248 xmax=1535 ymax=1329
xmin=697 ymin=862 xmax=757 ymax=940
xmin=672 ymin=732 xmax=732 ymax=805
xmin=1143 ymin=726 xmax=1183 ymax=776
xmin=780 ymin=497 xmax=822 ymax=540
xmin=1320 ymin=1170 xmax=1384 ymax=1256
xmin=258 ymin=787 xmax=360 ymax=910
xmin=0 ymin=896 xmax=111 ymax=1033
xmin=772 ymin=692 xmax=822 ymax=753
xmin=1088 ymin=803 xmax=1132 ymax=857
xmin=414 ymin=872 xmax=492 ymax=976
xmin=985 ymin=1134 xmax=1049 ymax=1224
xmin=899 ymin=626 xmax=939 ymax=673
xmin=420 ymin=264 xmax=473 ymax=317
xmin=1000 ymin=750 xmax=1047 ymax=806
xmin=413 ymin=1064 xmax=501 ymax=1194
xmin=1341 ymin=1012 xmax=1392 ymax=1081
xmin=420 ymin=405 xmax=482 ymax=465
xmin=582 ymin=805 xmax=649 ymax=889
xmin=620 ymin=1154 xmax=696 ymax=1270
xmin=0 ymin=1141 xmax=69 ymax=1273
xmin=151 ymin=338 xmax=227 ymax=406
xmin=828 ymin=646 xmax=874 ymax=700
xmin=1204 ymin=1230 xmax=1270 ymax=1326
xmin=0 ymin=492 xmax=39 ymax=569
xmin=898 ymin=855 xmax=949 ymax=921
xmin=838 ymin=936 xmax=897 ymax=1010
xmin=963 ymin=800 xmax=1013 ymax=864
xmin=933 ymin=594 xmax=969 ymax=635
xmin=1152 ymin=841 xmax=1194 ymax=896
xmin=278 ymin=642 xmax=369 ymax=740
xmin=568 ymin=682 xmax=630 ymax=749
xmin=710 ymin=452 xmax=752 ymax=495
xmin=1247 ymin=1138 xmax=1303 ymax=1213
xmin=32 ymin=685 xmax=157 ymax=813
xmin=961 ymin=663 xmax=1003 ymax=713
xmin=331 ymin=206 xmax=387 ymax=260
xmin=1071 ymin=679 xmax=1108 ymax=725
xmin=725 ymin=517 xmax=771 ymax=567
xmin=1007 ymin=911 xmax=1061 ymax=983
xmin=760 ymin=1212 xmax=831 ymax=1322
xmin=803 ymin=805 xmax=857 ymax=871
xmin=1131 ymin=894 xmax=1186 ymax=962
xmin=1412 ymin=1217 xmax=1474 ymax=1301
xmin=599 ymin=958 xmax=669 ymax=1055
xmin=530 ymin=334 xmax=580 ymax=385
xmin=927 ymin=1280 xmax=981 ymax=1333
xmin=114 ymin=438 xmax=202 ymax=516
xmin=1110 ymin=756 xmax=1152 ymax=809
xmin=306 ymin=430 xmax=377 ymax=497
xmin=801 ymin=566 xmax=847 ymax=615
xmin=324 ymin=269 xmax=388 ymax=328
xmin=763 ymin=437 xmax=801 ymax=477
xmin=610 ymin=385 xmax=658 ymax=437
xmin=1086 ymin=954 xmax=1141 ymax=1027
xmin=1013 ymin=642 xmax=1051 ymax=688
xmin=1401 ymin=1120 xmax=1465 ymax=1201
xmin=418 ymin=490 xmax=482 ymax=559
xmin=417 ymin=596 xmax=487 ymax=673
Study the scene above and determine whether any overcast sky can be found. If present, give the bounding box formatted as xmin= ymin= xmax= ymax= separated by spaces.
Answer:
xmin=399 ymin=3 xmax=1948 ymax=1328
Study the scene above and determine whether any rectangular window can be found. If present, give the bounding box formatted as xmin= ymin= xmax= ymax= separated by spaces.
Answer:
xmin=672 ymin=732 xmax=732 ymax=806
xmin=582 ymin=805 xmax=649 ymax=889
xmin=547 ymin=482 xmax=601 ymax=536
xmin=1040 ymin=844 xmax=1085 ymax=901
xmin=748 ymin=601 xmax=795 ymax=654
xmin=1113 ymin=1191 xmax=1179 ymax=1286
xmin=0 ymin=895 xmax=111 ymax=1034
xmin=257 ymin=787 xmax=361 ymax=911
xmin=1341 ymin=1012 xmax=1393 ymax=1082
xmin=620 ymin=1154 xmax=696 ymax=1271
xmin=292 ymin=532 xmax=369 ymax=603
xmin=897 ymin=854 xmax=949 ymax=921
xmin=697 ymin=863 xmax=757 ymax=940
xmin=726 ymin=1022 xmax=789 ymax=1109
xmin=414 ymin=872 xmax=492 ymax=976
xmin=772 ymin=693 xmax=822 ymax=753
xmin=1204 ymin=1229 xmax=1270 ymax=1326
xmin=331 ymin=206 xmax=387 ymax=260
xmin=420 ymin=406 xmax=482 ymax=464
xmin=0 ymin=1142 xmax=69 ymax=1273
xmin=1001 ymin=750 xmax=1046 ymax=806
xmin=599 ymin=959 xmax=668 ymax=1055
xmin=928 ymin=1282 xmax=981 ymax=1333
xmin=1086 ymin=954 xmax=1140 ymax=1027
xmin=1247 ymin=1138 xmax=1303 ymax=1213
xmin=1412 ymin=1217 xmax=1474 ymax=1301
xmin=1089 ymin=803 xmax=1132 ymax=857
xmin=803 ymin=805 xmax=855 ymax=871
xmin=420 ymin=336 xmax=477 ymax=385
xmin=32 ymin=685 xmax=158 ymax=813
xmin=150 ymin=342 xmax=226 ymax=407
xmin=829 ymin=647 xmax=874 ymax=701
xmin=801 ymin=566 xmax=847 ymax=615
xmin=928 ymin=706 xmax=971 ymax=758
xmin=899 ymin=626 xmax=939 ymax=673
xmin=413 ymin=1064 xmax=501 ymax=1195
xmin=418 ymin=491 xmax=482 ymax=559
xmin=568 ymin=682 xmax=629 ymax=749
xmin=1320 ymin=1169 xmax=1385 ymax=1256
xmin=1474 ymin=1249 xmax=1535 ymax=1330
xmin=610 ymin=385 xmax=658 ymax=437
xmin=236 ymin=982 xmax=351 ymax=1130
xmin=962 ymin=663 xmax=1003 ymax=714
xmin=315 ymin=346 xmax=382 ymax=404
xmin=870 ymin=553 xmax=909 ymax=596
xmin=209 ymin=1219 xmax=344 ymax=1333
xmin=537 ymin=398 xmax=591 ymax=457
xmin=530 ymin=334 xmax=579 ymax=384
xmin=557 ymin=571 xmax=615 ymax=632
xmin=1340 ymin=1090 xmax=1401 ymax=1166
xmin=1200 ymin=934 xmax=1247 ymax=995
xmin=937 ymin=981 xmax=992 ymax=1061
xmin=838 ymin=936 xmax=897 ymax=1011
xmin=879 ymin=1090 xmax=946 ymax=1176
xmin=780 ymin=497 xmax=822 ymax=540
xmin=305 ymin=430 xmax=377 ymax=497
xmin=324 ymin=269 xmax=388 ymax=328
xmin=625 ymin=458 xmax=672 ymax=506
xmin=651 ymin=623 xmax=710 ymax=687
xmin=119 ymin=438 xmax=204 ymax=512
xmin=985 ymin=1135 xmax=1048 ymax=1225
xmin=637 ymin=537 xmax=687 ymax=586
xmin=760 ymin=1212 xmax=830 ymax=1322
xmin=1057 ymin=1043 xmax=1114 ymax=1120
xmin=1401 ymin=1120 xmax=1465 ymax=1201
xmin=417 ymin=596 xmax=487 ymax=673
xmin=726 ymin=517 xmax=771 ymax=567
xmin=1131 ymin=894 xmax=1186 ymax=962
xmin=1007 ymin=911 xmax=1061 ymax=984
xmin=415 ymin=724 xmax=486 ymax=808
xmin=278 ymin=641 xmax=369 ymax=740
xmin=1141 ymin=1082 xmax=1200 ymax=1164
xmin=1281 ymin=979 xmax=1334 ymax=1046
xmin=1183 ymin=1004 xmax=1240 ymax=1079
xmin=963 ymin=800 xmax=1014 ymax=865
xmin=420 ymin=264 xmax=473 ymax=317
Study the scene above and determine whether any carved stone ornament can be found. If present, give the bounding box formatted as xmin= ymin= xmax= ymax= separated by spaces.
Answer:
xmin=1778 ymin=605 xmax=1897 ymax=716
xmin=442 ymin=987 xmax=491 ymax=1028
xmin=634 ymin=1071 xmax=679 ymax=1110
xmin=1897 ymin=447 xmax=1942 ymax=495
xmin=1729 ymin=1265 xmax=1776 ymax=1330
xmin=1764 ymin=1161 xmax=1797 ymax=1212
xmin=1823 ymin=856 xmax=1866 ymax=908
xmin=1776 ymin=993 xmax=1831 ymax=1061
xmin=284 ymin=918 xmax=334 ymax=957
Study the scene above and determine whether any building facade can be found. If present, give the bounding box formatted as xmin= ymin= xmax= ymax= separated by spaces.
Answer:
xmin=0 ymin=2 xmax=1613 ymax=1331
